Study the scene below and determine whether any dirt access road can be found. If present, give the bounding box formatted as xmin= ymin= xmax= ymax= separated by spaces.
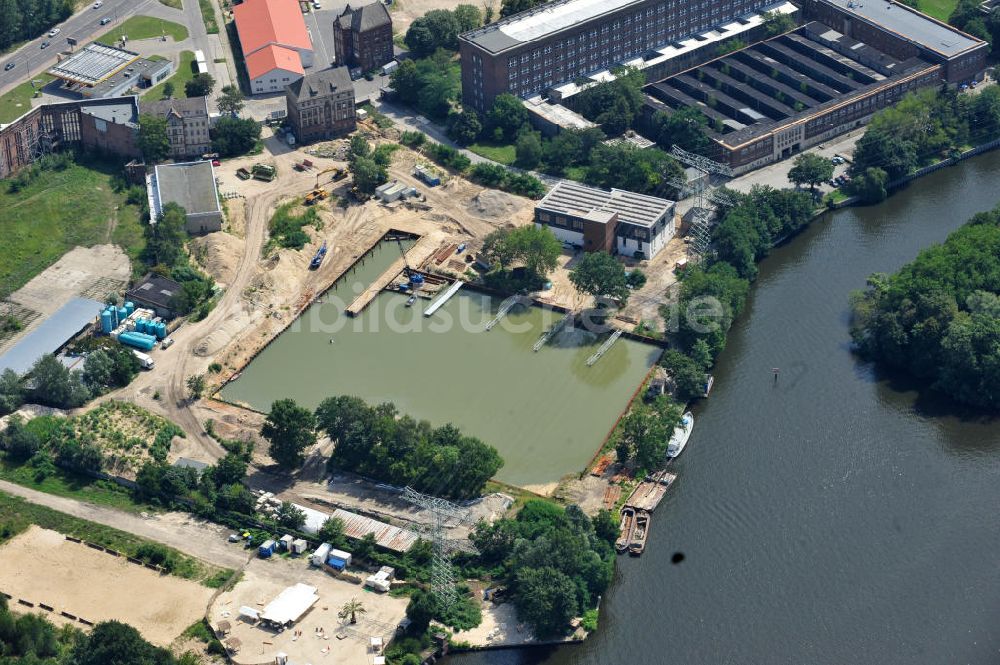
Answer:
xmin=112 ymin=134 xmax=327 ymax=461
xmin=0 ymin=480 xmax=250 ymax=570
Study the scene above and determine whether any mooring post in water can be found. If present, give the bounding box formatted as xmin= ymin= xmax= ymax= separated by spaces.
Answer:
xmin=773 ymin=367 xmax=780 ymax=382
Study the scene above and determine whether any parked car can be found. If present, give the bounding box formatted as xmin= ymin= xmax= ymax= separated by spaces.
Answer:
xmin=93 ymin=0 xmax=103 ymax=7
xmin=48 ymin=28 xmax=60 ymax=37
xmin=40 ymin=41 xmax=50 ymax=49
xmin=313 ymin=0 xmax=322 ymax=7
xmin=3 ymin=62 xmax=13 ymax=71
xmin=212 ymin=159 xmax=221 ymax=167
xmin=100 ymin=17 xmax=111 ymax=24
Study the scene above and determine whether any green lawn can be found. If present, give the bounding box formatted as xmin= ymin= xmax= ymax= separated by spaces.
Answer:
xmin=0 ymin=459 xmax=156 ymax=515
xmin=199 ymin=0 xmax=220 ymax=34
xmin=96 ymin=15 xmax=189 ymax=44
xmin=141 ymin=50 xmax=197 ymax=101
xmin=0 ymin=491 xmax=233 ymax=586
xmin=0 ymin=75 xmax=54 ymax=124
xmin=467 ymin=141 xmax=516 ymax=165
xmin=158 ymin=0 xmax=183 ymax=7
xmin=915 ymin=0 xmax=959 ymax=20
xmin=0 ymin=157 xmax=145 ymax=299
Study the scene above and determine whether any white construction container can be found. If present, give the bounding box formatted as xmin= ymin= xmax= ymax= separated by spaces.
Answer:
xmin=311 ymin=542 xmax=332 ymax=566
xmin=364 ymin=566 xmax=395 ymax=593
xmin=291 ymin=538 xmax=308 ymax=554
xmin=279 ymin=534 xmax=294 ymax=551
xmin=131 ymin=350 xmax=154 ymax=369
xmin=329 ymin=548 xmax=352 ymax=567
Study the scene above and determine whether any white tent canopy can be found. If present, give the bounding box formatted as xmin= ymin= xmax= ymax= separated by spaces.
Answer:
xmin=261 ymin=583 xmax=319 ymax=626
xmin=239 ymin=606 xmax=259 ymax=622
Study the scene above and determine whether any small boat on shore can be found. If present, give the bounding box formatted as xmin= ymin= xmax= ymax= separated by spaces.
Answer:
xmin=628 ymin=510 xmax=649 ymax=556
xmin=615 ymin=507 xmax=635 ymax=554
xmin=666 ymin=411 xmax=694 ymax=459
xmin=405 ymin=295 xmax=417 ymax=307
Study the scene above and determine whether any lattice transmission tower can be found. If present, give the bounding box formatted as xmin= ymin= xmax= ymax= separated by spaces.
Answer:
xmin=402 ymin=487 xmax=477 ymax=609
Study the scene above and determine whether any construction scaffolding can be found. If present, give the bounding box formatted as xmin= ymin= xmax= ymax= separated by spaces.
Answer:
xmin=665 ymin=145 xmax=735 ymax=261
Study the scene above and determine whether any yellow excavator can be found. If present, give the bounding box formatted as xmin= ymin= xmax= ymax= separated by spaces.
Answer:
xmin=315 ymin=167 xmax=347 ymax=188
xmin=304 ymin=189 xmax=329 ymax=205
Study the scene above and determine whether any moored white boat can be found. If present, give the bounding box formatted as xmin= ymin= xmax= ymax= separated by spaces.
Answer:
xmin=666 ymin=411 xmax=694 ymax=458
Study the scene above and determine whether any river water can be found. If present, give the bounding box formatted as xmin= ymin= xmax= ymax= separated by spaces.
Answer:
xmin=454 ymin=153 xmax=1000 ymax=664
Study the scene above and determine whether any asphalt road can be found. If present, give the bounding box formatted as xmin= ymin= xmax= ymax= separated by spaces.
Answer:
xmin=0 ymin=0 xmax=159 ymax=97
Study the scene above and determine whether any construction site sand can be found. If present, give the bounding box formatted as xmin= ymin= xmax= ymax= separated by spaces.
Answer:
xmin=212 ymin=556 xmax=408 ymax=665
xmin=0 ymin=526 xmax=213 ymax=646
xmin=1 ymin=245 xmax=130 ymax=353
xmin=191 ymin=232 xmax=245 ymax=288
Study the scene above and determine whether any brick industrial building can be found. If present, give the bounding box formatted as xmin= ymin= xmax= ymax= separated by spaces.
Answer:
xmin=139 ymin=96 xmax=213 ymax=159
xmin=458 ymin=0 xmax=784 ymax=112
xmin=639 ymin=5 xmax=987 ymax=173
xmin=801 ymin=0 xmax=987 ymax=83
xmin=0 ymin=97 xmax=140 ymax=180
xmin=285 ymin=67 xmax=357 ymax=144
xmin=333 ymin=3 xmax=394 ymax=73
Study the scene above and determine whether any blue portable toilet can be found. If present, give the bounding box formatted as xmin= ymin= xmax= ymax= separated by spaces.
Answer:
xmin=258 ymin=540 xmax=276 ymax=558
xmin=100 ymin=309 xmax=113 ymax=333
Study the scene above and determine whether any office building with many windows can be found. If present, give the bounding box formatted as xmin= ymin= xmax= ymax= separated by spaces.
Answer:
xmin=459 ymin=0 xmax=784 ymax=111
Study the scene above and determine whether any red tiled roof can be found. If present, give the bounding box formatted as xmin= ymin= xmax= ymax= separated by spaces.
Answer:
xmin=245 ymin=44 xmax=305 ymax=81
xmin=234 ymin=0 xmax=312 ymax=58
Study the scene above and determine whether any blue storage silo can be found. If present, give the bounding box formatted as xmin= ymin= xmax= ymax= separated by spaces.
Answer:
xmin=100 ymin=309 xmax=113 ymax=334
xmin=118 ymin=332 xmax=156 ymax=351
xmin=124 ymin=301 xmax=135 ymax=316
xmin=117 ymin=306 xmax=127 ymax=324
xmin=153 ymin=322 xmax=165 ymax=340
xmin=158 ymin=322 xmax=168 ymax=340
xmin=135 ymin=319 xmax=145 ymax=334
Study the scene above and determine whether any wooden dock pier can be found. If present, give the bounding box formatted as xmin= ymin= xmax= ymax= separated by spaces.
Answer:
xmin=344 ymin=241 xmax=427 ymax=317
xmin=624 ymin=472 xmax=677 ymax=513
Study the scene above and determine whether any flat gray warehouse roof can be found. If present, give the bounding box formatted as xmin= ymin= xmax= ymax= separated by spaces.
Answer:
xmin=537 ymin=181 xmax=674 ymax=228
xmin=0 ymin=297 xmax=103 ymax=375
xmin=818 ymin=0 xmax=981 ymax=57
xmin=153 ymin=161 xmax=221 ymax=217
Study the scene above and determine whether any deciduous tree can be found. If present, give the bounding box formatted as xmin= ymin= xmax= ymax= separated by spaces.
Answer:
xmin=261 ymin=398 xmax=316 ymax=470
xmin=788 ymin=152 xmax=834 ymax=191
xmin=138 ymin=114 xmax=170 ymax=162
xmin=569 ymin=251 xmax=630 ymax=304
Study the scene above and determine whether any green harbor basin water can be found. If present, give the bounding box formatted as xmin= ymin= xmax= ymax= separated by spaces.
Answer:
xmin=220 ymin=240 xmax=661 ymax=487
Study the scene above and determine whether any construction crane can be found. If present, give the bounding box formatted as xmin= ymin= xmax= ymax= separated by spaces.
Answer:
xmin=393 ymin=235 xmax=424 ymax=288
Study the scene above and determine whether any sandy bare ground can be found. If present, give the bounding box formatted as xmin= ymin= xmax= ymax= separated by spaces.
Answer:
xmin=211 ymin=556 xmax=408 ymax=665
xmin=0 ymin=526 xmax=213 ymax=646
xmin=0 ymin=245 xmax=129 ymax=354
xmin=0 ymin=480 xmax=250 ymax=570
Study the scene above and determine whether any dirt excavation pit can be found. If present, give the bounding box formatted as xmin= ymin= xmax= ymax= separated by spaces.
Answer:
xmin=0 ymin=526 xmax=213 ymax=646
